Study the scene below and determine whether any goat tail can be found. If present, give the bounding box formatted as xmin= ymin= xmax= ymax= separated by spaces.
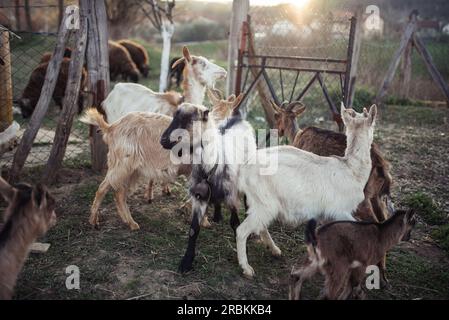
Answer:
xmin=305 ymin=219 xmax=318 ymax=248
xmin=80 ymin=108 xmax=110 ymax=133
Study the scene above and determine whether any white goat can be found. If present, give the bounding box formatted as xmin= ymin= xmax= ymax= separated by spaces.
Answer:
xmin=235 ymin=104 xmax=377 ymax=278
xmin=102 ymin=46 xmax=226 ymax=123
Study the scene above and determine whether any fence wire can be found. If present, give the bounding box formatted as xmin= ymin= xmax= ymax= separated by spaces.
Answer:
xmin=243 ymin=1 xmax=449 ymax=131
xmin=0 ymin=29 xmax=90 ymax=172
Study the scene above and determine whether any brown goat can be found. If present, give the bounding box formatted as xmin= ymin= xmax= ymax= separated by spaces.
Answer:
xmin=270 ymin=101 xmax=393 ymax=286
xmin=289 ymin=209 xmax=416 ymax=300
xmin=117 ymin=39 xmax=150 ymax=78
xmin=0 ymin=178 xmax=56 ymax=300
xmin=19 ymin=58 xmax=87 ymax=119
xmin=108 ymin=41 xmax=140 ymax=83
xmin=39 ymin=47 xmax=73 ymax=64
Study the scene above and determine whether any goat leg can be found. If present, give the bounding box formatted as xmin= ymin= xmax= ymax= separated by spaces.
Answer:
xmin=179 ymin=202 xmax=206 ymax=273
xmin=212 ymin=202 xmax=223 ymax=223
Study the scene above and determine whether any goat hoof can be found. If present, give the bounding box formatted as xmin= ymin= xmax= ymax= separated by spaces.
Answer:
xmin=129 ymin=222 xmax=140 ymax=231
xmin=201 ymin=217 xmax=212 ymax=228
xmin=179 ymin=259 xmax=194 ymax=274
xmin=147 ymin=198 xmax=153 ymax=204
xmin=242 ymin=266 xmax=255 ymax=279
xmin=212 ymin=215 xmax=222 ymax=223
xmin=380 ymin=277 xmax=391 ymax=290
xmin=271 ymin=247 xmax=282 ymax=257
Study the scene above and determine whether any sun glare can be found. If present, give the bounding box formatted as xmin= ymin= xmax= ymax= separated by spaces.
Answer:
xmin=250 ymin=0 xmax=310 ymax=7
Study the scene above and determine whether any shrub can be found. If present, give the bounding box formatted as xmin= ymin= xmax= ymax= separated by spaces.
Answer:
xmin=432 ymin=224 xmax=449 ymax=253
xmin=404 ymin=192 xmax=447 ymax=225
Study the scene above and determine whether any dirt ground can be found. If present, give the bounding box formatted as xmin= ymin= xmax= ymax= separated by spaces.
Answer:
xmin=5 ymin=104 xmax=449 ymax=300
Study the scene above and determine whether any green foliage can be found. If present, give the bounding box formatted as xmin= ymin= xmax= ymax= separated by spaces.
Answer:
xmin=404 ymin=192 xmax=446 ymax=225
xmin=432 ymin=224 xmax=449 ymax=253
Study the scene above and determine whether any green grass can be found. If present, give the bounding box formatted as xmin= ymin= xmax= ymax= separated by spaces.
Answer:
xmin=432 ymin=225 xmax=449 ymax=254
xmin=404 ymin=192 xmax=447 ymax=226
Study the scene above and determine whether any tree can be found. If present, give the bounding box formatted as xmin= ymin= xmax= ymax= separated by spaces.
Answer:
xmin=24 ymin=0 xmax=32 ymax=31
xmin=105 ymin=0 xmax=142 ymax=39
xmin=139 ymin=0 xmax=175 ymax=92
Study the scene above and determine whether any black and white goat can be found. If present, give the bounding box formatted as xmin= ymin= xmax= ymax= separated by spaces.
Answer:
xmin=160 ymin=99 xmax=256 ymax=273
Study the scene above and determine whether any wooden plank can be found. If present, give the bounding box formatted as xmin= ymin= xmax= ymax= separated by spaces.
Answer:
xmin=399 ymin=40 xmax=413 ymax=99
xmin=42 ymin=16 xmax=88 ymax=185
xmin=29 ymin=242 xmax=51 ymax=253
xmin=80 ymin=0 xmax=110 ymax=173
xmin=413 ymin=34 xmax=449 ymax=106
xmin=246 ymin=16 xmax=276 ymax=128
xmin=226 ymin=0 xmax=249 ymax=96
xmin=347 ymin=11 xmax=362 ymax=108
xmin=9 ymin=15 xmax=71 ymax=183
xmin=0 ymin=31 xmax=13 ymax=132
xmin=375 ymin=16 xmax=417 ymax=104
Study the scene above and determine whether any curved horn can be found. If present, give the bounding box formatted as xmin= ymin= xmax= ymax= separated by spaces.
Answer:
xmin=171 ymin=57 xmax=185 ymax=69
xmin=0 ymin=177 xmax=16 ymax=203
xmin=232 ymin=93 xmax=245 ymax=115
xmin=269 ymin=100 xmax=284 ymax=113
xmin=287 ymin=101 xmax=305 ymax=112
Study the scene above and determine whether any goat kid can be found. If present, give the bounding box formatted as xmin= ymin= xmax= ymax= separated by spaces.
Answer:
xmin=236 ymin=104 xmax=377 ymax=278
xmin=289 ymin=209 xmax=416 ymax=300
xmin=0 ymin=178 xmax=56 ymax=300
xmin=160 ymin=98 xmax=256 ymax=273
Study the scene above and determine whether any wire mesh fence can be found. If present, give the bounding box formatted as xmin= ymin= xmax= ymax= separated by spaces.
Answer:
xmin=0 ymin=29 xmax=90 ymax=172
xmin=241 ymin=1 xmax=449 ymax=132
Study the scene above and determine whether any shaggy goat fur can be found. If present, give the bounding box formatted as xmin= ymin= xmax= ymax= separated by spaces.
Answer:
xmin=19 ymin=58 xmax=87 ymax=118
xmin=0 ymin=178 xmax=56 ymax=300
xmin=117 ymin=39 xmax=150 ymax=78
xmin=39 ymin=47 xmax=73 ymax=64
xmin=108 ymin=41 xmax=140 ymax=83
xmin=160 ymin=98 xmax=256 ymax=273
xmin=235 ymin=104 xmax=378 ymax=278
xmin=289 ymin=210 xmax=416 ymax=300
xmin=0 ymin=122 xmax=19 ymax=157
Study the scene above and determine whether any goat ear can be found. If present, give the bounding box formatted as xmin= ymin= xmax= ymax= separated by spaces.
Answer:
xmin=32 ymin=184 xmax=47 ymax=210
xmin=207 ymin=88 xmax=221 ymax=106
xmin=227 ymin=94 xmax=236 ymax=103
xmin=231 ymin=94 xmax=244 ymax=115
xmin=0 ymin=177 xmax=16 ymax=203
xmin=341 ymin=102 xmax=352 ymax=125
xmin=368 ymin=104 xmax=377 ymax=125
xmin=171 ymin=57 xmax=185 ymax=69
xmin=182 ymin=46 xmax=192 ymax=63
xmin=290 ymin=103 xmax=306 ymax=117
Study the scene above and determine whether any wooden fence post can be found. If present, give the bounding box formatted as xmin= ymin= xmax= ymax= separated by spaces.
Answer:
xmin=42 ymin=16 xmax=88 ymax=184
xmin=0 ymin=31 xmax=13 ymax=133
xmin=346 ymin=11 xmax=362 ymax=110
xmin=399 ymin=40 xmax=413 ymax=99
xmin=81 ymin=0 xmax=109 ymax=173
xmin=226 ymin=0 xmax=249 ymax=96
xmin=413 ymin=34 xmax=449 ymax=107
xmin=9 ymin=15 xmax=71 ymax=183
xmin=375 ymin=14 xmax=417 ymax=104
